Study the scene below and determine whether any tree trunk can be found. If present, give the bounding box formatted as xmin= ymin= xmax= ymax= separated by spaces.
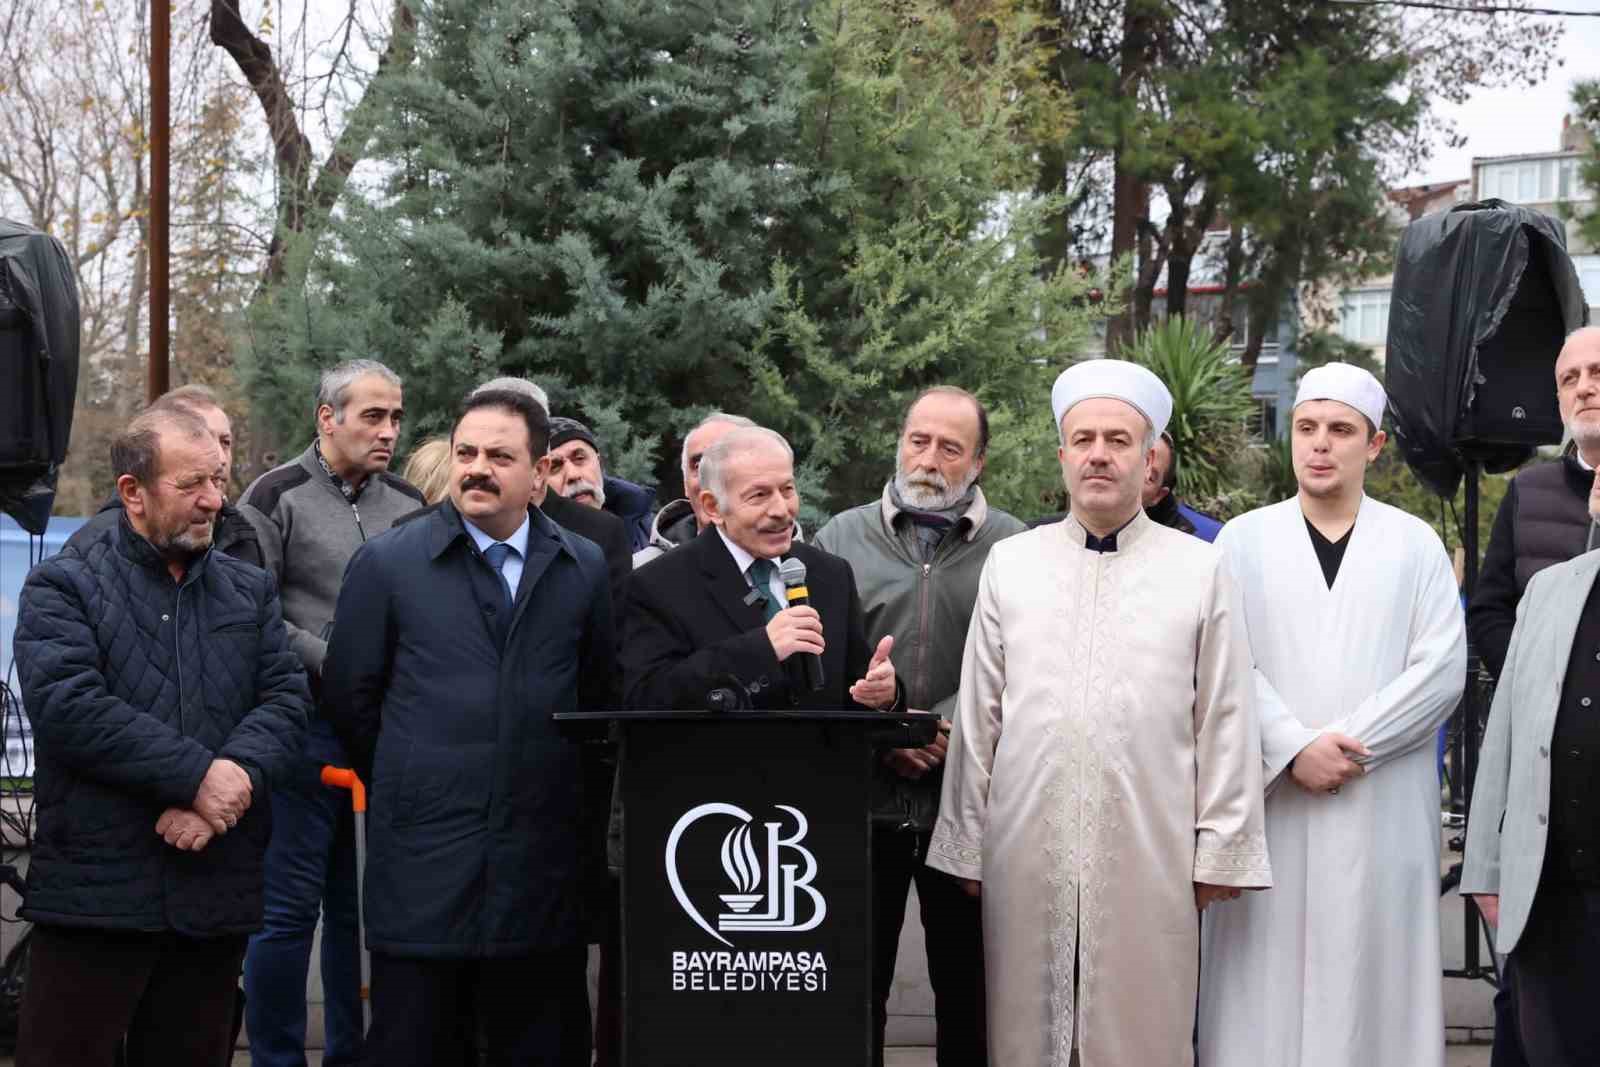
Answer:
xmin=1240 ymin=265 xmax=1287 ymax=373
xmin=122 ymin=166 xmax=149 ymax=417
xmin=1214 ymin=221 xmax=1245 ymax=345
xmin=1132 ymin=208 xmax=1165 ymax=334
xmin=1106 ymin=1 xmax=1156 ymax=353
xmin=210 ymin=0 xmax=416 ymax=296
xmin=1164 ymin=195 xmax=1190 ymax=319
xmin=1109 ymin=157 xmax=1142 ymax=352
xmin=1162 ymin=182 xmax=1218 ymax=322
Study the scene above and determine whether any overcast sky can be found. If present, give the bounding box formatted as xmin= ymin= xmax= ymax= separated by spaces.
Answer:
xmin=1407 ymin=6 xmax=1600 ymax=185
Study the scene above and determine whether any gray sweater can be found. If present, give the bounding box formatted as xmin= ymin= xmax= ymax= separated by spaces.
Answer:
xmin=238 ymin=444 xmax=425 ymax=675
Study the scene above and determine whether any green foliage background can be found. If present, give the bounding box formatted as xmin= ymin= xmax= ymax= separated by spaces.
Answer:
xmin=243 ymin=0 xmax=1104 ymax=526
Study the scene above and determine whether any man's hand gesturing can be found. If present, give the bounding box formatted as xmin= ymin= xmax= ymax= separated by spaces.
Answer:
xmin=849 ymin=636 xmax=897 ymax=709
xmin=193 ymin=758 xmax=253 ymax=834
xmin=767 ymin=606 xmax=826 ymax=662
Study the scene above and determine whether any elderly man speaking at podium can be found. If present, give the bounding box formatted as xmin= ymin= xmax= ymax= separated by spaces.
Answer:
xmin=928 ymin=360 xmax=1271 ymax=1067
xmin=623 ymin=425 xmax=899 ymax=714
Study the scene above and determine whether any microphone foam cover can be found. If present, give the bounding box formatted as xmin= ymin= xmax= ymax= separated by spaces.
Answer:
xmin=778 ymin=556 xmax=807 ymax=588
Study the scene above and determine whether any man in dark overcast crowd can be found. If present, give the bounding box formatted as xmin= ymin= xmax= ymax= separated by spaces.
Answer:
xmin=324 ymin=387 xmax=614 ymax=1066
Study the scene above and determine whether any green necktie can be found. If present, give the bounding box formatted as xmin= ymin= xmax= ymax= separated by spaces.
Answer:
xmin=747 ymin=558 xmax=781 ymax=622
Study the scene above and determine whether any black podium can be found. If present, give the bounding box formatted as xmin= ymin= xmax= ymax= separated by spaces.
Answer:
xmin=557 ymin=708 xmax=935 ymax=1067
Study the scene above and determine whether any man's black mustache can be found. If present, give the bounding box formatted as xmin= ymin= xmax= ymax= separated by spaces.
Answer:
xmin=460 ymin=475 xmax=500 ymax=495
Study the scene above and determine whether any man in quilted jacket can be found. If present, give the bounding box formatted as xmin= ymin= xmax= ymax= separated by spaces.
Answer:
xmin=12 ymin=404 xmax=309 ymax=1067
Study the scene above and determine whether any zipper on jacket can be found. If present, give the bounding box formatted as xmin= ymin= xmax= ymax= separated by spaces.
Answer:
xmin=351 ymin=500 xmax=368 ymax=542
xmin=173 ymin=579 xmax=189 ymax=736
xmin=914 ymin=562 xmax=932 ymax=713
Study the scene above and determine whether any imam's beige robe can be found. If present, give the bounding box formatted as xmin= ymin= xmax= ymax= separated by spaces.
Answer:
xmin=927 ymin=510 xmax=1271 ymax=1067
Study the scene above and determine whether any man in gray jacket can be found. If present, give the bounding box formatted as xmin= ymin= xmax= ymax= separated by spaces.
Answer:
xmin=813 ymin=386 xmax=1024 ymax=1067
xmin=1464 ymin=469 xmax=1600 ymax=1067
xmin=238 ymin=359 xmax=424 ymax=1067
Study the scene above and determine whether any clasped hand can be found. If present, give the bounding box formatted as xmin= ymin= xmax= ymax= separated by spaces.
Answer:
xmin=885 ymin=715 xmax=950 ymax=780
xmin=159 ymin=759 xmax=254 ymax=851
xmin=155 ymin=808 xmax=215 ymax=852
xmin=1290 ymin=732 xmax=1370 ymax=795
xmin=193 ymin=758 xmax=253 ymax=833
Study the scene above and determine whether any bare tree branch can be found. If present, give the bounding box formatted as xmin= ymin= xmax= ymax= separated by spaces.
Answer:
xmin=210 ymin=0 xmax=414 ymax=290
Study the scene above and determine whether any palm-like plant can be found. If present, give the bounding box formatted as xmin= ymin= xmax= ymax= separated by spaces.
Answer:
xmin=1124 ymin=317 xmax=1256 ymax=502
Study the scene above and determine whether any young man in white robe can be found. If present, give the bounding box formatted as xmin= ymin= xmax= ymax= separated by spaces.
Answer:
xmin=1196 ymin=364 xmax=1467 ymax=1067
xmin=927 ymin=360 xmax=1272 ymax=1067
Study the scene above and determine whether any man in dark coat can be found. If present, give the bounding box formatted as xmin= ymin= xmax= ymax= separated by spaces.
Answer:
xmin=467 ymin=378 xmax=633 ymax=616
xmin=323 ymin=388 xmax=615 ymax=1067
xmin=623 ymin=425 xmax=899 ymax=713
xmin=62 ymin=383 xmax=262 ymax=567
xmin=12 ymin=405 xmax=309 ymax=1066
xmin=1470 ymin=324 xmax=1600 ymax=684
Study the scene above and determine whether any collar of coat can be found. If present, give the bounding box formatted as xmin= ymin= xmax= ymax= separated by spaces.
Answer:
xmin=115 ymin=507 xmax=213 ymax=583
xmin=1055 ymin=505 xmax=1156 ymax=555
xmin=879 ymin=482 xmax=989 ymax=542
xmin=1562 ymin=445 xmax=1596 ymax=495
xmin=421 ymin=497 xmax=580 ymax=564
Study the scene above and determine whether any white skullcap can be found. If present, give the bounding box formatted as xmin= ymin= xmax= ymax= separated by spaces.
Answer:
xmin=1294 ymin=363 xmax=1386 ymax=430
xmin=1051 ymin=359 xmax=1173 ymax=437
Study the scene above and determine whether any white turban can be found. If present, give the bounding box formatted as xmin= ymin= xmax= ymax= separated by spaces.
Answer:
xmin=1051 ymin=359 xmax=1173 ymax=438
xmin=1294 ymin=363 xmax=1386 ymax=430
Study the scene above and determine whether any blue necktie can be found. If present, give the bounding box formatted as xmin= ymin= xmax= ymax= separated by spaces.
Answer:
xmin=483 ymin=542 xmax=516 ymax=608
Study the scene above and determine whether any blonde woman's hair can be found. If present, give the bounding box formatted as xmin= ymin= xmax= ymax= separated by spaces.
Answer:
xmin=403 ymin=436 xmax=454 ymax=505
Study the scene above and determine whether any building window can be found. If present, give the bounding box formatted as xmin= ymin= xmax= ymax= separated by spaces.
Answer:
xmin=1479 ymin=157 xmax=1590 ymax=204
xmin=1340 ymin=289 xmax=1390 ymax=345
xmin=1575 ymin=254 xmax=1600 ymax=310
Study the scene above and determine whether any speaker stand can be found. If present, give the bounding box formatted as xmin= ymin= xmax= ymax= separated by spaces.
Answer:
xmin=1444 ymin=459 xmax=1497 ymax=988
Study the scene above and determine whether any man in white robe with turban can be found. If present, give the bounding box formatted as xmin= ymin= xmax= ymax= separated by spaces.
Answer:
xmin=1197 ymin=364 xmax=1467 ymax=1067
xmin=927 ymin=359 xmax=1272 ymax=1067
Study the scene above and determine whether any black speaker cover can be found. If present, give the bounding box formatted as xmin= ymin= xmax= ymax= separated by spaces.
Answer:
xmin=1386 ymin=199 xmax=1587 ymax=498
xmin=0 ymin=219 xmax=79 ymax=534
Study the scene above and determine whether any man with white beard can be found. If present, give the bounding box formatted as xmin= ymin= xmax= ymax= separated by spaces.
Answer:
xmin=545 ymin=416 xmax=657 ymax=552
xmin=814 ymin=386 xmax=1025 ymax=1067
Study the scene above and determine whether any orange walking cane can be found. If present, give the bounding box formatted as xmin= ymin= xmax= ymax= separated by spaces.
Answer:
xmin=320 ymin=766 xmax=370 ymax=1032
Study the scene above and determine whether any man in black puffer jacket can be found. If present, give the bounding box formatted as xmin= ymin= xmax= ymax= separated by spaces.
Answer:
xmin=12 ymin=405 xmax=309 ymax=1067
xmin=63 ymin=383 xmax=262 ymax=568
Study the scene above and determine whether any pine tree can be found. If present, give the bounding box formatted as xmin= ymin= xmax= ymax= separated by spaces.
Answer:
xmin=246 ymin=0 xmax=1106 ymax=520
xmin=250 ymin=0 xmax=818 ymax=484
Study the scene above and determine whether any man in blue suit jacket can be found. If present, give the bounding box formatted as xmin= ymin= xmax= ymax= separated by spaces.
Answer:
xmin=324 ymin=388 xmax=615 ymax=1067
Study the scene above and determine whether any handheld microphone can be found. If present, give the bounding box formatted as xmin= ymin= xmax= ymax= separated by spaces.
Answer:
xmin=777 ymin=557 xmax=826 ymax=693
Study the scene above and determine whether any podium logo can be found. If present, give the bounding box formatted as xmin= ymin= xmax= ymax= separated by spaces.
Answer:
xmin=665 ymin=803 xmax=826 ymax=947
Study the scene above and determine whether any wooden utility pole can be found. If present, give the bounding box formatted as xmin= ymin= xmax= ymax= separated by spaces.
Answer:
xmin=148 ymin=0 xmax=170 ymax=403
